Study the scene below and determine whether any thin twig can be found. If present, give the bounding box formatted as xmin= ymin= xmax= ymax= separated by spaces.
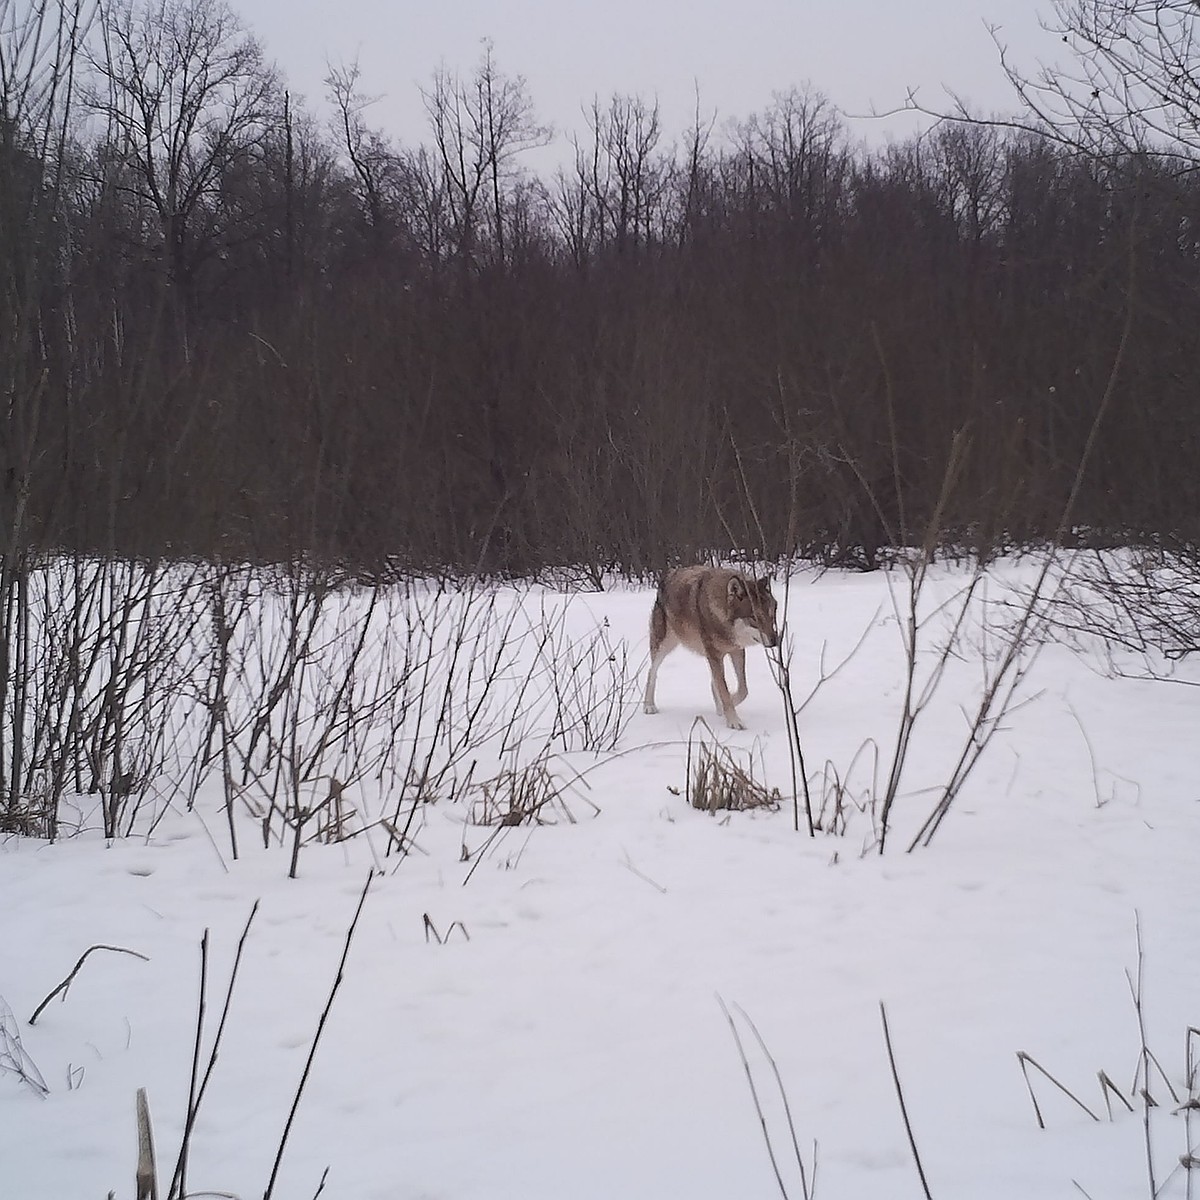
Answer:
xmin=1128 ymin=911 xmax=1158 ymax=1198
xmin=733 ymin=1002 xmax=813 ymax=1200
xmin=1019 ymin=1052 xmax=1047 ymax=1129
xmin=1016 ymin=1051 xmax=1100 ymax=1124
xmin=263 ymin=872 xmax=372 ymax=1200
xmin=620 ymin=851 xmax=668 ymax=894
xmin=1098 ymin=1070 xmax=1134 ymax=1118
xmin=880 ymin=1002 xmax=934 ymax=1200
xmin=168 ymin=902 xmax=261 ymax=1200
xmin=718 ymin=995 xmax=792 ymax=1199
xmin=29 ymin=944 xmax=149 ymax=1025
xmin=169 ymin=931 xmax=209 ymax=1200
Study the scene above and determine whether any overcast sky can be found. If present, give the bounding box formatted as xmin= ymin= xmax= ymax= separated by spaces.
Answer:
xmin=234 ymin=0 xmax=1063 ymax=155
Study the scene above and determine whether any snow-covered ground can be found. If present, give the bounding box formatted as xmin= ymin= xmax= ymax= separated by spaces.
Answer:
xmin=2 ymin=562 xmax=1198 ymax=1199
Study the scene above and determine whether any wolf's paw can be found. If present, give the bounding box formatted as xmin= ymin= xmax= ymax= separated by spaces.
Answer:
xmin=644 ymin=702 xmax=659 ymax=715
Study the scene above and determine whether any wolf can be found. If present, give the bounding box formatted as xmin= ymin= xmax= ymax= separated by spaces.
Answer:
xmin=643 ymin=566 xmax=780 ymax=731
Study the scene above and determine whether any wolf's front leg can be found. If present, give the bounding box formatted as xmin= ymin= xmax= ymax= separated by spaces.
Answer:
xmin=708 ymin=655 xmax=745 ymax=730
xmin=730 ymin=648 xmax=749 ymax=705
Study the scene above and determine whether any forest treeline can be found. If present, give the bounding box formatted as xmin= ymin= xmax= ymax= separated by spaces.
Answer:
xmin=3 ymin=0 xmax=1200 ymax=578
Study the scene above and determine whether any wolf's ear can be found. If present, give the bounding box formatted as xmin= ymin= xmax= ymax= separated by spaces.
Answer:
xmin=727 ymin=576 xmax=746 ymax=602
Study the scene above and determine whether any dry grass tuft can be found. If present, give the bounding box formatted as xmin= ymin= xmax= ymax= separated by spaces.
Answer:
xmin=687 ymin=738 xmax=781 ymax=815
xmin=470 ymin=759 xmax=596 ymax=827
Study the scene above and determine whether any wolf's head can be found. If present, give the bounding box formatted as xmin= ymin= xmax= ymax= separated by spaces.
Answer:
xmin=727 ymin=573 xmax=779 ymax=649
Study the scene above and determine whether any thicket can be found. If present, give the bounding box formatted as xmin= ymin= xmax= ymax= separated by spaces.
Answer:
xmin=4 ymin=0 xmax=1199 ymax=582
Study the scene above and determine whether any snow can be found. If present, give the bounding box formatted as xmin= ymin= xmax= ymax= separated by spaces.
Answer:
xmin=3 ymin=561 xmax=1199 ymax=1199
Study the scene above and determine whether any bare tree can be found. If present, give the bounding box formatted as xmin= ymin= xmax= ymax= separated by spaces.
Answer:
xmin=420 ymin=39 xmax=549 ymax=269
xmin=556 ymin=93 xmax=667 ymax=258
xmin=996 ymin=0 xmax=1200 ymax=167
xmin=729 ymin=87 xmax=845 ymax=242
xmin=927 ymin=121 xmax=1006 ymax=246
xmin=270 ymin=88 xmax=339 ymax=285
xmin=325 ymin=58 xmax=401 ymax=248
xmin=87 ymin=0 xmax=279 ymax=296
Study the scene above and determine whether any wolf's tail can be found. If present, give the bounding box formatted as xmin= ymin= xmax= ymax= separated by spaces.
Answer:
xmin=648 ymin=575 xmax=669 ymax=651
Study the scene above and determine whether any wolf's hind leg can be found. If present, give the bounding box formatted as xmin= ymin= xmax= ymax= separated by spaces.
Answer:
xmin=644 ymin=613 xmax=678 ymax=715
